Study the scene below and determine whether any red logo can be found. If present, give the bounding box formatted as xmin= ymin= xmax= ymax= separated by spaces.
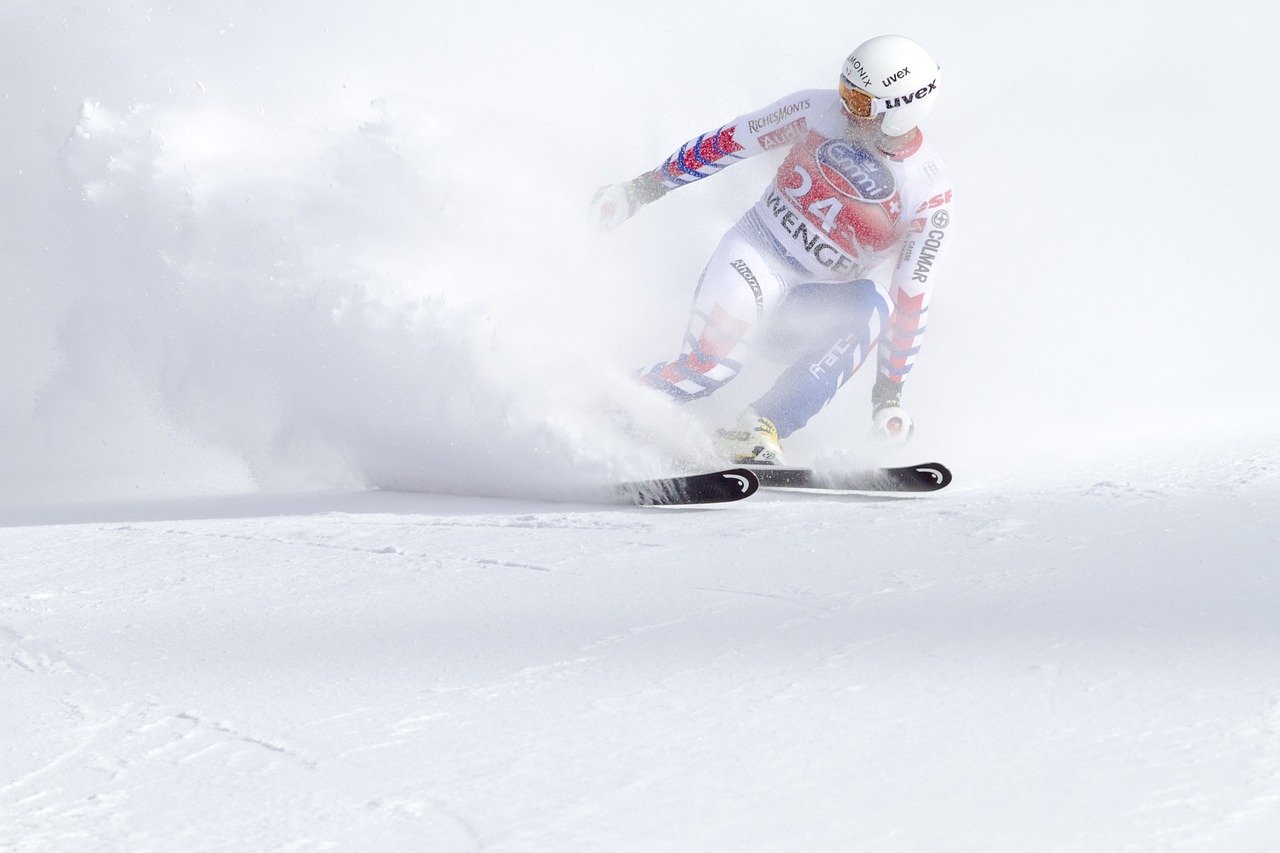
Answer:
xmin=915 ymin=189 xmax=953 ymax=213
xmin=758 ymin=118 xmax=807 ymax=151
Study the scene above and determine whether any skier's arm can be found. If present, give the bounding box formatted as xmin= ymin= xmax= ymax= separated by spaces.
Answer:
xmin=874 ymin=187 xmax=956 ymax=414
xmin=592 ymin=91 xmax=820 ymax=230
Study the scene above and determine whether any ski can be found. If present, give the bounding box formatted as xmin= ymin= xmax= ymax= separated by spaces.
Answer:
xmin=618 ymin=468 xmax=760 ymax=506
xmin=749 ymin=462 xmax=953 ymax=493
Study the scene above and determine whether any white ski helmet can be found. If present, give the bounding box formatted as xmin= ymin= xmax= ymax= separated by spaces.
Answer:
xmin=839 ymin=35 xmax=942 ymax=137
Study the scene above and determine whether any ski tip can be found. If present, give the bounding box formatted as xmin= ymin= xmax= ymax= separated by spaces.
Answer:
xmin=719 ymin=468 xmax=761 ymax=499
xmin=911 ymin=462 xmax=952 ymax=489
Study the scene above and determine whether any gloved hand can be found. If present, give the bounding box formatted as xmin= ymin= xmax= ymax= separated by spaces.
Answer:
xmin=871 ymin=399 xmax=915 ymax=446
xmin=589 ymin=183 xmax=635 ymax=231
xmin=589 ymin=172 xmax=669 ymax=231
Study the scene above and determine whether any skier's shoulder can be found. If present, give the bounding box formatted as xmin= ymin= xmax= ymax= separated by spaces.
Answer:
xmin=890 ymin=131 xmax=947 ymax=174
xmin=750 ymin=87 xmax=837 ymax=118
xmin=736 ymin=88 xmax=840 ymax=150
xmin=892 ymin=132 xmax=954 ymax=205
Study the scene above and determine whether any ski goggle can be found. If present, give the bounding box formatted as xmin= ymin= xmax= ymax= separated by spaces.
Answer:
xmin=838 ymin=77 xmax=886 ymax=118
xmin=840 ymin=76 xmax=939 ymax=119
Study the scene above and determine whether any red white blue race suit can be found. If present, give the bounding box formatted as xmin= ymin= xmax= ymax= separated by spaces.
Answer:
xmin=637 ymin=88 xmax=956 ymax=437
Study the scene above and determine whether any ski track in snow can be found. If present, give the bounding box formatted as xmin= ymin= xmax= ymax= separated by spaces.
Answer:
xmin=3 ymin=442 xmax=1279 ymax=850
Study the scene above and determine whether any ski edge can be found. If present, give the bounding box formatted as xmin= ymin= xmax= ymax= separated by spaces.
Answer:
xmin=617 ymin=468 xmax=761 ymax=506
xmin=749 ymin=461 xmax=953 ymax=493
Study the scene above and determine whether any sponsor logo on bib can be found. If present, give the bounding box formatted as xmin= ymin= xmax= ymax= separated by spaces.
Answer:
xmin=815 ymin=140 xmax=895 ymax=202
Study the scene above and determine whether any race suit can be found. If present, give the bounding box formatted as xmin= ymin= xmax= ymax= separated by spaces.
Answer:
xmin=637 ymin=88 xmax=956 ymax=437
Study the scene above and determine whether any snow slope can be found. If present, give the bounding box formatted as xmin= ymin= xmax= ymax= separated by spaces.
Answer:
xmin=4 ymin=440 xmax=1279 ymax=849
xmin=3 ymin=0 xmax=1280 ymax=848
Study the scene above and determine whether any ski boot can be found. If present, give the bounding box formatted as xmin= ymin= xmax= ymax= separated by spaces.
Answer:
xmin=715 ymin=409 xmax=785 ymax=466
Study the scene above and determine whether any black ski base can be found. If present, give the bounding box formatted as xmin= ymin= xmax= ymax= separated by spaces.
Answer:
xmin=618 ymin=468 xmax=760 ymax=506
xmin=749 ymin=462 xmax=952 ymax=493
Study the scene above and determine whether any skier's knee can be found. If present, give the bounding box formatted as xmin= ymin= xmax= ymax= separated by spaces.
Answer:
xmin=639 ymin=353 xmax=742 ymax=401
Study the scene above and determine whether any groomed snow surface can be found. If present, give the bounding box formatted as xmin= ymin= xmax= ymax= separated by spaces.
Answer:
xmin=4 ymin=441 xmax=1280 ymax=849
xmin=4 ymin=1 xmax=1280 ymax=849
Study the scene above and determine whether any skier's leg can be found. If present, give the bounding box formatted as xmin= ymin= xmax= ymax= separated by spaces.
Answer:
xmin=751 ymin=279 xmax=890 ymax=438
xmin=639 ymin=228 xmax=785 ymax=401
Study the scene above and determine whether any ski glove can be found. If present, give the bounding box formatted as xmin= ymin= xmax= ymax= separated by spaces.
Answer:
xmin=590 ymin=171 xmax=669 ymax=231
xmin=871 ymin=399 xmax=915 ymax=446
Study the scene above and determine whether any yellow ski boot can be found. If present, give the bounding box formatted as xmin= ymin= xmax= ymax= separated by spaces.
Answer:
xmin=715 ymin=409 xmax=785 ymax=466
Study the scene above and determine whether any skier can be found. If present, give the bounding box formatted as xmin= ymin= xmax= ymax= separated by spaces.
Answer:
xmin=591 ymin=35 xmax=956 ymax=465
